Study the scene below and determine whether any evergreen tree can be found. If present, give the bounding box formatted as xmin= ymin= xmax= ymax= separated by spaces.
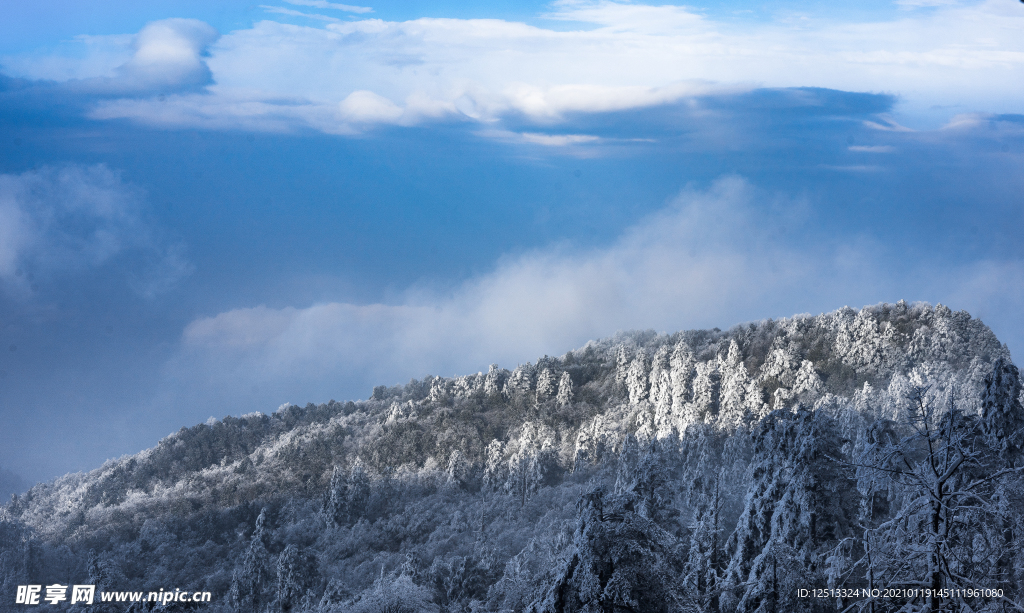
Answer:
xmin=529 ymin=485 xmax=685 ymax=613
xmin=230 ymin=508 xmax=272 ymax=613
xmin=557 ymin=371 xmax=575 ymax=408
xmin=724 ymin=408 xmax=854 ymax=613
xmin=538 ymin=369 xmax=559 ymax=402
xmin=275 ymin=544 xmax=319 ymax=612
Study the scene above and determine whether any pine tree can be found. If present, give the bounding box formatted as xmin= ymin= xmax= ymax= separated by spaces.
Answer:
xmin=669 ymin=340 xmax=696 ymax=425
xmin=231 ymin=508 xmax=272 ymax=613
xmin=506 ymin=423 xmax=548 ymax=507
xmin=557 ymin=372 xmax=575 ymax=408
xmin=325 ymin=461 xmax=372 ymax=526
xmin=723 ymin=408 xmax=855 ymax=613
xmin=683 ymin=428 xmax=726 ymax=612
xmin=528 ymin=486 xmax=685 ymax=613
xmin=537 ymin=369 xmax=559 ymax=402
xmin=719 ymin=341 xmax=751 ymax=430
xmin=625 ymin=349 xmax=650 ymax=406
xmin=982 ymin=357 xmax=1024 ymax=464
xmin=275 ymin=544 xmax=319 ymax=613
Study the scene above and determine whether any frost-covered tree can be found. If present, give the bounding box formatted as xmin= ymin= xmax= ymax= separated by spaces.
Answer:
xmin=275 ymin=544 xmax=319 ymax=612
xmin=325 ymin=460 xmax=372 ymax=527
xmin=506 ymin=423 xmax=551 ymax=507
xmin=231 ymin=508 xmax=272 ymax=613
xmin=3 ymin=303 xmax=1021 ymax=613
xmin=557 ymin=371 xmax=575 ymax=408
xmin=619 ymin=347 xmax=652 ymax=406
xmin=719 ymin=341 xmax=752 ymax=430
xmin=982 ymin=357 xmax=1024 ymax=464
xmin=850 ymin=387 xmax=1021 ymax=612
xmin=529 ymin=486 xmax=685 ymax=613
xmin=537 ymin=369 xmax=559 ymax=402
xmin=689 ymin=361 xmax=720 ymax=426
xmin=723 ymin=408 xmax=855 ymax=613
xmin=505 ymin=363 xmax=537 ymax=401
xmin=342 ymin=568 xmax=439 ymax=613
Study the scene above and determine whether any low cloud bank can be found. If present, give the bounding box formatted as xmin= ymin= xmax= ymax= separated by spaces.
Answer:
xmin=166 ymin=176 xmax=1024 ymax=412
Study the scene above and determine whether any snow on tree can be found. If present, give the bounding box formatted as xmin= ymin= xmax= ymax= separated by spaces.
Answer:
xmin=483 ymin=439 xmax=506 ymax=493
xmin=982 ymin=357 xmax=1024 ymax=463
xmin=689 ymin=361 xmax=721 ymax=426
xmin=615 ymin=345 xmax=632 ymax=391
xmin=505 ymin=422 xmax=555 ymax=507
xmin=487 ymin=540 xmax=562 ymax=612
xmin=324 ymin=460 xmax=371 ymax=526
xmin=484 ymin=364 xmax=507 ymax=397
xmin=625 ymin=349 xmax=651 ymax=406
xmin=445 ymin=449 xmax=471 ymax=489
xmin=537 ymin=368 xmax=558 ymax=402
xmin=428 ymin=377 xmax=452 ymax=405
xmin=0 ymin=512 xmax=34 ymax=603
xmin=3 ymin=303 xmax=1022 ymax=613
xmin=719 ymin=340 xmax=752 ymax=430
xmin=341 ymin=567 xmax=439 ymax=613
xmin=504 ymin=363 xmax=537 ymax=401
xmin=792 ymin=360 xmax=825 ymax=405
xmin=528 ymin=486 xmax=685 ymax=613
xmin=723 ymin=408 xmax=855 ymax=613
xmin=230 ymin=508 xmax=272 ymax=613
xmin=275 ymin=544 xmax=319 ymax=612
xmin=649 ymin=345 xmax=675 ymax=439
xmin=847 ymin=387 xmax=1022 ymax=612
xmin=557 ymin=371 xmax=574 ymax=408
xmin=670 ymin=340 xmax=695 ymax=411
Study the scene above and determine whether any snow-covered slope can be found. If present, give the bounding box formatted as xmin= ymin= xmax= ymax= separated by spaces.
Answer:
xmin=2 ymin=302 xmax=1021 ymax=613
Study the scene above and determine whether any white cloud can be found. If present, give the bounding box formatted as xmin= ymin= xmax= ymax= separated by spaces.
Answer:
xmin=159 ymin=178 xmax=1024 ymax=413
xmin=115 ymin=19 xmax=219 ymax=91
xmin=165 ymin=174 xmax=1024 ymax=408
xmin=0 ymin=165 xmax=190 ymax=297
xmin=284 ymin=0 xmax=373 ymax=13
xmin=338 ymin=90 xmax=404 ymax=123
xmin=895 ymin=0 xmax=960 ymax=8
xmin=168 ymin=176 xmax=1006 ymax=407
xmin=2 ymin=19 xmax=218 ymax=94
xmin=518 ymin=132 xmax=600 ymax=146
xmin=0 ymin=0 xmax=984 ymax=134
xmin=261 ymin=6 xmax=343 ymax=23
xmin=0 ymin=34 xmax=135 ymax=81
xmin=477 ymin=129 xmax=603 ymax=148
xmin=848 ymin=145 xmax=895 ymax=152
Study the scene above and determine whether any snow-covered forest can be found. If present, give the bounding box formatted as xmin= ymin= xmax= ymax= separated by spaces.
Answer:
xmin=3 ymin=302 xmax=1024 ymax=613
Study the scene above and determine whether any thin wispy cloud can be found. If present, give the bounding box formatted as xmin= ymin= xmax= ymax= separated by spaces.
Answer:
xmin=261 ymin=6 xmax=343 ymax=23
xmin=848 ymin=145 xmax=895 ymax=153
xmin=0 ymin=165 xmax=190 ymax=298
xmin=283 ymin=0 xmax=373 ymax=14
xmin=895 ymin=0 xmax=960 ymax=8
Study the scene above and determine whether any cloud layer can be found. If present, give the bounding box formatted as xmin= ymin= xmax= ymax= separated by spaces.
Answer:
xmin=165 ymin=176 xmax=1024 ymax=411
xmin=5 ymin=1 xmax=1022 ymax=135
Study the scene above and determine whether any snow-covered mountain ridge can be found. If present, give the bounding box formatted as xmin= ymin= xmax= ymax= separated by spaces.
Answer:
xmin=2 ymin=301 xmax=1022 ymax=613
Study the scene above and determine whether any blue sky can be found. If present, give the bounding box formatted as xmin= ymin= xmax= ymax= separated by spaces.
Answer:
xmin=1 ymin=0 xmax=1023 ymax=484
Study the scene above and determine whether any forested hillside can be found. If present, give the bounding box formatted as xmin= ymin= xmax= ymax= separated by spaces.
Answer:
xmin=3 ymin=302 xmax=1023 ymax=612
